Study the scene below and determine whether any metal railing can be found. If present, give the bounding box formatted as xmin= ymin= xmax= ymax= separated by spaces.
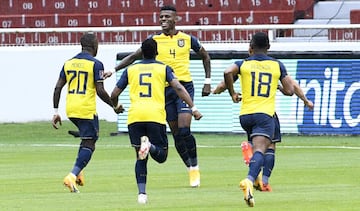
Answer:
xmin=1 ymin=24 xmax=360 ymax=46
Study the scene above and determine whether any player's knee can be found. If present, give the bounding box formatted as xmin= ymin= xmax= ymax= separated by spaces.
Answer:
xmin=80 ymin=139 xmax=96 ymax=152
xmin=178 ymin=127 xmax=191 ymax=137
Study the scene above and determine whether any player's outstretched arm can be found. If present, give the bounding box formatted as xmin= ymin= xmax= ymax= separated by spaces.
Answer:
xmin=212 ymin=80 xmax=227 ymax=94
xmin=104 ymin=48 xmax=143 ymax=79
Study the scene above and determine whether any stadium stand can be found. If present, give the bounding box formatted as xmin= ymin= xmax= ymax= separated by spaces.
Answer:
xmin=291 ymin=0 xmax=360 ymax=41
xmin=1 ymin=0 xmax=359 ymax=45
xmin=350 ymin=9 xmax=360 ymax=23
xmin=0 ymin=0 xmax=309 ymax=13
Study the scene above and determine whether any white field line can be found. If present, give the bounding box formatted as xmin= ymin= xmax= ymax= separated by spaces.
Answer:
xmin=0 ymin=143 xmax=359 ymax=150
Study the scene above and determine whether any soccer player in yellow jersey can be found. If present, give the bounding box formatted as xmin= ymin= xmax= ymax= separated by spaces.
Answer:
xmin=52 ymin=33 xmax=124 ymax=193
xmin=223 ymin=32 xmax=294 ymax=207
xmin=212 ymin=76 xmax=313 ymax=192
xmin=110 ymin=38 xmax=202 ymax=204
xmin=105 ymin=5 xmax=211 ymax=187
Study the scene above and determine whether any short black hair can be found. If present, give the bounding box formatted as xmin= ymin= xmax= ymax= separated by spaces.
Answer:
xmin=250 ymin=32 xmax=270 ymax=49
xmin=80 ymin=33 xmax=97 ymax=50
xmin=141 ymin=38 xmax=158 ymax=59
xmin=160 ymin=5 xmax=176 ymax=12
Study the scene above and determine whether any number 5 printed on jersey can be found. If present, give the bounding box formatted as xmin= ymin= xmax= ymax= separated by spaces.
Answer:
xmin=139 ymin=73 xmax=152 ymax=97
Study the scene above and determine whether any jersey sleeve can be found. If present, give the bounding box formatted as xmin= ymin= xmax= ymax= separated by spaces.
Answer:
xmin=190 ymin=35 xmax=202 ymax=52
xmin=116 ymin=69 xmax=129 ymax=89
xmin=278 ymin=61 xmax=288 ymax=80
xmin=93 ymin=61 xmax=105 ymax=82
xmin=59 ymin=66 xmax=66 ymax=79
xmin=165 ymin=66 xmax=176 ymax=83
xmin=234 ymin=60 xmax=243 ymax=75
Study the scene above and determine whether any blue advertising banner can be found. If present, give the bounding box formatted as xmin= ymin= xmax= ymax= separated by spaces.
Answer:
xmin=296 ymin=60 xmax=360 ymax=135
xmin=116 ymin=53 xmax=360 ymax=135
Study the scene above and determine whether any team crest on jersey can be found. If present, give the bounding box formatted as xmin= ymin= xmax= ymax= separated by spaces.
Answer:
xmin=177 ymin=39 xmax=185 ymax=47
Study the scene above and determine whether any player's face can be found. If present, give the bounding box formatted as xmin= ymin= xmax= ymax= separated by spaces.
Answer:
xmin=159 ymin=10 xmax=176 ymax=32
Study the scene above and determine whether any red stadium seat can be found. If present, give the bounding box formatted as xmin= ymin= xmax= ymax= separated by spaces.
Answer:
xmin=294 ymin=0 xmax=315 ymax=19
xmin=0 ymin=15 xmax=25 ymax=28
xmin=24 ymin=14 xmax=56 ymax=28
xmin=55 ymin=13 xmax=89 ymax=27
xmin=100 ymin=31 xmax=154 ymax=43
xmin=329 ymin=29 xmax=360 ymax=41
xmin=111 ymin=0 xmax=173 ymax=12
xmin=3 ymin=0 xmax=118 ymax=14
xmin=295 ymin=0 xmax=315 ymax=11
xmin=117 ymin=12 xmax=158 ymax=26
xmin=177 ymin=10 xmax=295 ymax=25
xmin=235 ymin=0 xmax=295 ymax=10
xmin=350 ymin=10 xmax=360 ymax=24
xmin=0 ymin=9 xmax=295 ymax=29
xmin=6 ymin=32 xmax=33 ymax=45
xmin=185 ymin=29 xmax=269 ymax=42
xmin=1 ymin=0 xmax=43 ymax=14
xmin=171 ymin=1 xmax=240 ymax=12
xmin=40 ymin=31 xmax=82 ymax=44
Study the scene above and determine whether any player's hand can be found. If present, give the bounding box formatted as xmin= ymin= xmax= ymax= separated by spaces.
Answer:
xmin=305 ymin=100 xmax=314 ymax=111
xmin=231 ymin=92 xmax=242 ymax=103
xmin=103 ymin=71 xmax=113 ymax=79
xmin=52 ymin=114 xmax=62 ymax=129
xmin=113 ymin=104 xmax=125 ymax=114
xmin=201 ymin=84 xmax=211 ymax=96
xmin=192 ymin=110 xmax=203 ymax=120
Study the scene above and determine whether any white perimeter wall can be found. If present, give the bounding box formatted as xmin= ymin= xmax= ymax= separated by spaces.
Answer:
xmin=0 ymin=41 xmax=358 ymax=123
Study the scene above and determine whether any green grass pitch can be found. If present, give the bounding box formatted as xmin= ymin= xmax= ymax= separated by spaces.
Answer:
xmin=0 ymin=121 xmax=359 ymax=210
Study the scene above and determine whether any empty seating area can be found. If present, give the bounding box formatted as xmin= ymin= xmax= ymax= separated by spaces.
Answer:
xmin=326 ymin=9 xmax=360 ymax=41
xmin=290 ymin=0 xmax=360 ymax=41
xmin=3 ymin=0 xmax=352 ymax=45
xmin=0 ymin=0 xmax=313 ymax=14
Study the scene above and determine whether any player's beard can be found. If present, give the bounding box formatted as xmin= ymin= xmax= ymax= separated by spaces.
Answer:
xmin=161 ymin=21 xmax=175 ymax=35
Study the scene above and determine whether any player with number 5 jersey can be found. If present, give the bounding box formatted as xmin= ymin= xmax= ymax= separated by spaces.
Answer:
xmin=106 ymin=5 xmax=211 ymax=188
xmin=110 ymin=38 xmax=202 ymax=204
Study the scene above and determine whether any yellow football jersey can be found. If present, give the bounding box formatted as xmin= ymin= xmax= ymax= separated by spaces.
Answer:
xmin=61 ymin=53 xmax=104 ymax=119
xmin=117 ymin=60 xmax=175 ymax=125
xmin=151 ymin=31 xmax=202 ymax=82
xmin=236 ymin=55 xmax=287 ymax=116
